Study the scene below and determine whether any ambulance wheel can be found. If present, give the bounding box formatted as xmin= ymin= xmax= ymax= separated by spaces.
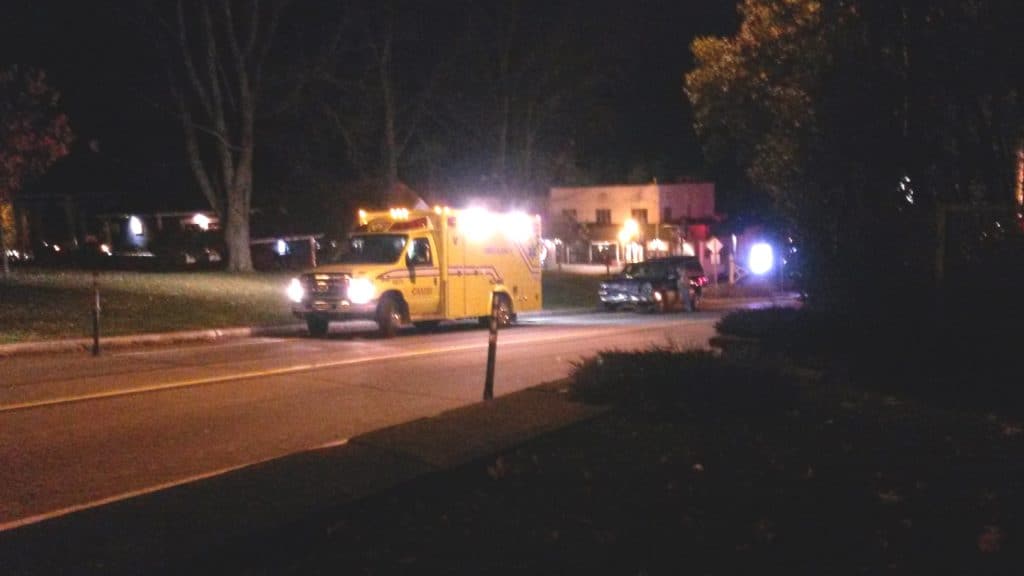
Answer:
xmin=495 ymin=295 xmax=513 ymax=328
xmin=478 ymin=295 xmax=513 ymax=328
xmin=306 ymin=315 xmax=329 ymax=337
xmin=376 ymin=297 xmax=402 ymax=338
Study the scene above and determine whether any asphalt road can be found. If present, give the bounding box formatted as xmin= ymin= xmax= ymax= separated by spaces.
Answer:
xmin=0 ymin=306 xmax=754 ymax=530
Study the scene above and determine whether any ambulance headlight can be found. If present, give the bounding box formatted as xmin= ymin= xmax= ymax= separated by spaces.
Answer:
xmin=348 ymin=278 xmax=375 ymax=304
xmin=287 ymin=278 xmax=305 ymax=303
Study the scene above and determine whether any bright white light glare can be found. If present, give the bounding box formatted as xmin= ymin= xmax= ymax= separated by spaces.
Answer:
xmin=617 ymin=218 xmax=639 ymax=244
xmin=502 ymin=211 xmax=533 ymax=243
xmin=459 ymin=208 xmax=496 ymax=243
xmin=648 ymin=239 xmax=667 ymax=251
xmin=129 ymin=216 xmax=143 ymax=235
xmin=276 ymin=239 xmax=288 ymax=256
xmin=287 ymin=278 xmax=305 ymax=303
xmin=899 ymin=175 xmax=915 ymax=204
xmin=100 ymin=244 xmax=111 ymax=255
xmin=347 ymin=277 xmax=375 ymax=304
xmin=389 ymin=208 xmax=409 ymax=220
xmin=192 ymin=213 xmax=211 ymax=230
xmin=682 ymin=242 xmax=695 ymax=256
xmin=53 ymin=244 xmax=61 ymax=252
xmin=749 ymin=243 xmax=774 ymax=275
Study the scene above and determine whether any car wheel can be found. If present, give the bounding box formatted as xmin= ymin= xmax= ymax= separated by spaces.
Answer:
xmin=688 ymin=288 xmax=699 ymax=312
xmin=376 ymin=297 xmax=402 ymax=338
xmin=306 ymin=315 xmax=329 ymax=337
xmin=638 ymin=282 xmax=655 ymax=313
xmin=601 ymin=302 xmax=619 ymax=312
xmin=652 ymin=292 xmax=667 ymax=313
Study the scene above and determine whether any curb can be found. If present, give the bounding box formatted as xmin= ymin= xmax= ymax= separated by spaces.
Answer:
xmin=0 ymin=308 xmax=599 ymax=359
xmin=0 ymin=298 xmax=782 ymax=359
xmin=0 ymin=324 xmax=307 ymax=358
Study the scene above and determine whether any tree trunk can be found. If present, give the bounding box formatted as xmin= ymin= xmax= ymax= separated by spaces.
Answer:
xmin=0 ymin=222 xmax=9 ymax=278
xmin=377 ymin=34 xmax=399 ymax=205
xmin=224 ymin=186 xmax=251 ymax=270
xmin=382 ymin=64 xmax=399 ymax=202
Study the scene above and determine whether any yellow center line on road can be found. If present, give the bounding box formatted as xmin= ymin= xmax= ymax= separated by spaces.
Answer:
xmin=0 ymin=321 xmax=700 ymax=413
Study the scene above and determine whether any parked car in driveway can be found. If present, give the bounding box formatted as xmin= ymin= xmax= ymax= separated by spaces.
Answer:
xmin=598 ymin=256 xmax=708 ymax=312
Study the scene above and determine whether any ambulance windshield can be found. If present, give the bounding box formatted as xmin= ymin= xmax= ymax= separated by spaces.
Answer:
xmin=329 ymin=234 xmax=408 ymax=264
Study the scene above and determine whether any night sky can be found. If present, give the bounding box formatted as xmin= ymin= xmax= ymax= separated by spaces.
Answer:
xmin=2 ymin=1 xmax=738 ymax=213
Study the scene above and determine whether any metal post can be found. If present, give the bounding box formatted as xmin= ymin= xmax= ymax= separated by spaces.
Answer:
xmin=92 ymin=272 xmax=101 ymax=356
xmin=483 ymin=292 xmax=499 ymax=401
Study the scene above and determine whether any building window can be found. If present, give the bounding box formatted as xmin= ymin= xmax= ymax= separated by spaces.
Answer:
xmin=562 ymin=209 xmax=577 ymax=220
xmin=631 ymin=209 xmax=648 ymax=224
xmin=596 ymin=209 xmax=611 ymax=225
xmin=662 ymin=207 xmax=672 ymax=223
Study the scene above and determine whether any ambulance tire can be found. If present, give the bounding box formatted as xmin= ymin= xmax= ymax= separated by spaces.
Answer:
xmin=306 ymin=315 xmax=329 ymax=337
xmin=477 ymin=294 xmax=513 ymax=329
xmin=376 ymin=297 xmax=402 ymax=338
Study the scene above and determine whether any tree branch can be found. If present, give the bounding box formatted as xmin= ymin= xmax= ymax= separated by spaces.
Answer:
xmin=175 ymin=0 xmax=214 ymax=118
xmin=198 ymin=4 xmax=236 ymax=198
xmin=170 ymin=70 xmax=223 ymax=215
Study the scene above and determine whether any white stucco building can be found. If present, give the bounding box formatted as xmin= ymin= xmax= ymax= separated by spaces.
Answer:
xmin=547 ymin=182 xmax=716 ymax=264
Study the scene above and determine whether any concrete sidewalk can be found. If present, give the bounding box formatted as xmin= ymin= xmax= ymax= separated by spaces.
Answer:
xmin=0 ymin=380 xmax=607 ymax=574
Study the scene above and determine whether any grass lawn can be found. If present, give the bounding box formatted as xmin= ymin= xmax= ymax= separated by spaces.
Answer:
xmin=0 ymin=268 xmax=604 ymax=343
xmin=0 ymin=269 xmax=296 ymax=344
xmin=203 ymin=351 xmax=1022 ymax=575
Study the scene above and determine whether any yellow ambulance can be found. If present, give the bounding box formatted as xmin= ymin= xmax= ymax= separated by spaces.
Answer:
xmin=287 ymin=207 xmax=543 ymax=337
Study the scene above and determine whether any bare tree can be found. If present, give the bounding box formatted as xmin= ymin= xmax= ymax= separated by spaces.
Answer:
xmin=158 ymin=0 xmax=289 ymax=272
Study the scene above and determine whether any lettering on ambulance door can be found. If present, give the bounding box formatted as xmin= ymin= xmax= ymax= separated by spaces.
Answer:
xmin=406 ymin=236 xmax=441 ymax=316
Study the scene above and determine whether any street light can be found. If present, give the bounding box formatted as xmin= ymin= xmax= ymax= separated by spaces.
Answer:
xmin=618 ymin=218 xmax=638 ymax=244
xmin=618 ymin=218 xmax=639 ymax=263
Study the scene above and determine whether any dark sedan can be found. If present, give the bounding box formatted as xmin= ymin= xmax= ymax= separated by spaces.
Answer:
xmin=598 ymin=256 xmax=708 ymax=312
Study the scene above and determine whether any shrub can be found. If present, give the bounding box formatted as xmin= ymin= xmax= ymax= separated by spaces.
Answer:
xmin=569 ymin=348 xmax=798 ymax=417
